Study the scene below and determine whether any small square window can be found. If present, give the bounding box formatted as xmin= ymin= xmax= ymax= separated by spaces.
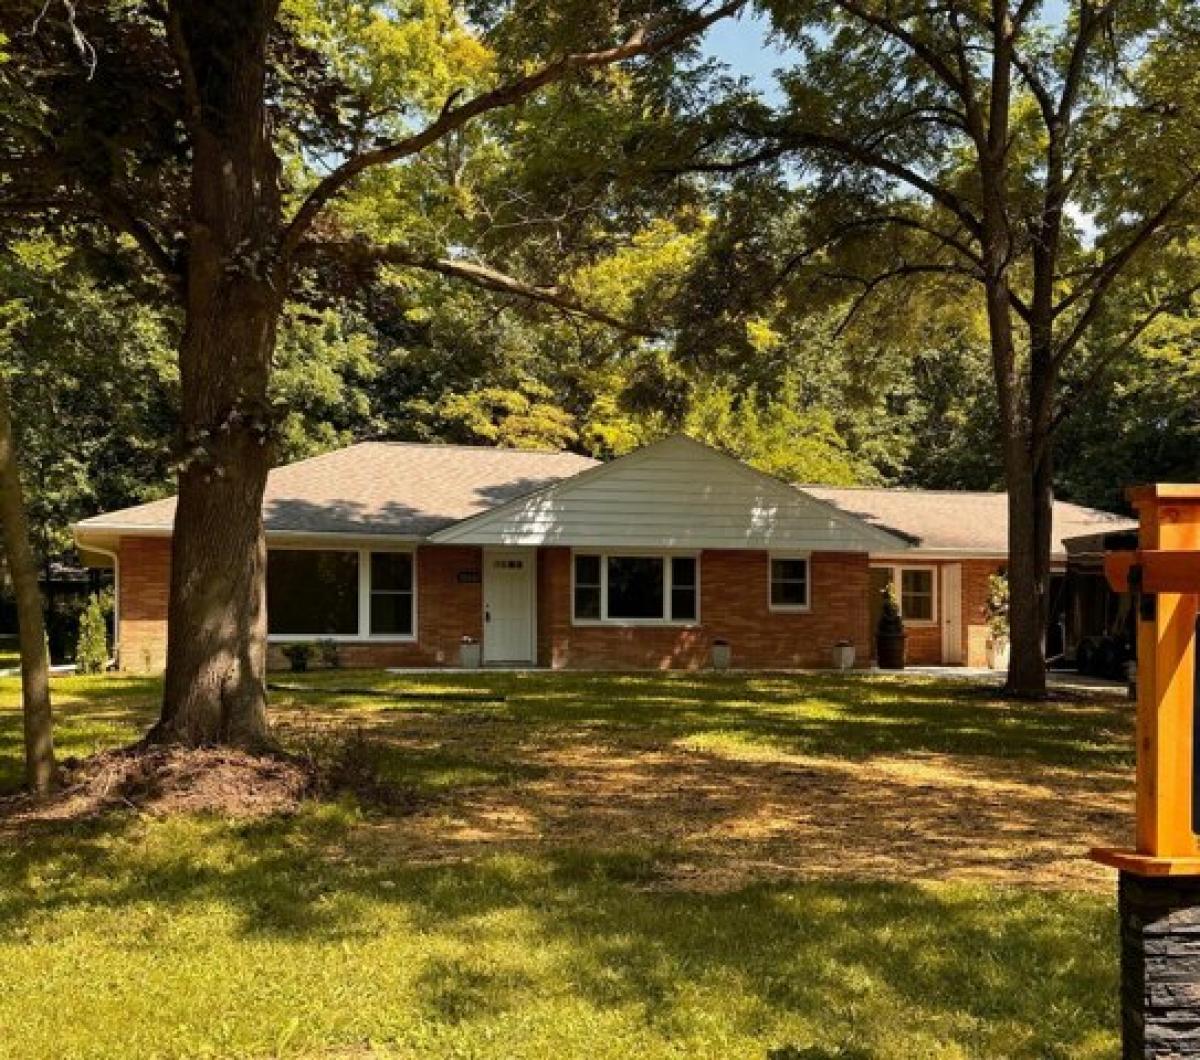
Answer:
xmin=900 ymin=569 xmax=934 ymax=621
xmin=770 ymin=557 xmax=809 ymax=609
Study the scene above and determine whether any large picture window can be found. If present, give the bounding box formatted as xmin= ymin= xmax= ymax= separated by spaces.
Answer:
xmin=572 ymin=552 xmax=699 ymax=624
xmin=267 ymin=550 xmax=359 ymax=636
xmin=267 ymin=548 xmax=416 ymax=638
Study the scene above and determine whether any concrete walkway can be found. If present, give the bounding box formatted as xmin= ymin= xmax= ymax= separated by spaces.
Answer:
xmin=900 ymin=665 xmax=1128 ymax=695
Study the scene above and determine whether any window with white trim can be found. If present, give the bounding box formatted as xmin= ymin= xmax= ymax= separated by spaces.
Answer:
xmin=873 ymin=565 xmax=937 ymax=624
xmin=268 ymin=550 xmax=359 ymax=635
xmin=572 ymin=552 xmax=699 ymax=624
xmin=267 ymin=548 xmax=415 ymax=638
xmin=900 ymin=567 xmax=935 ymax=621
xmin=369 ymin=552 xmax=414 ymax=636
xmin=770 ymin=556 xmax=810 ymax=610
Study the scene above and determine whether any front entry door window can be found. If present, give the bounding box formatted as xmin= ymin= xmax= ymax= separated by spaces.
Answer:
xmin=483 ymin=550 xmax=535 ymax=663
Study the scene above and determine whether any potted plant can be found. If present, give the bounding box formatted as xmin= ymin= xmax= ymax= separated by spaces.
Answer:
xmin=985 ymin=573 xmax=1010 ymax=670
xmin=711 ymin=638 xmax=731 ymax=671
xmin=832 ymin=639 xmax=856 ymax=671
xmin=317 ymin=638 xmax=341 ymax=670
xmin=459 ymin=635 xmax=482 ymax=669
xmin=281 ymin=642 xmax=313 ymax=673
xmin=875 ymin=583 xmax=906 ymax=669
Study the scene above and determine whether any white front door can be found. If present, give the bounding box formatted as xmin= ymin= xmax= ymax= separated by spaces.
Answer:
xmin=941 ymin=563 xmax=963 ymax=664
xmin=483 ymin=549 xmax=535 ymax=664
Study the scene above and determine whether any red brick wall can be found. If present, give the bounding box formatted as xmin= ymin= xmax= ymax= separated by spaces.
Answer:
xmin=537 ymin=548 xmax=871 ymax=670
xmin=963 ymin=558 xmax=1005 ymax=667
xmin=116 ymin=536 xmax=1004 ymax=672
xmin=118 ymin=537 xmax=172 ymax=671
xmin=116 ymin=540 xmax=484 ymax=672
xmin=869 ymin=558 xmax=1006 ymax=667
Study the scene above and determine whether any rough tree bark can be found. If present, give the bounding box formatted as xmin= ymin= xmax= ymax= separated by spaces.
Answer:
xmin=150 ymin=0 xmax=283 ymax=747
xmin=0 ymin=375 xmax=55 ymax=791
xmin=143 ymin=0 xmax=742 ymax=747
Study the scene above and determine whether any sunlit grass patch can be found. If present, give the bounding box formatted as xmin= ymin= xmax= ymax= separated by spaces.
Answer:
xmin=0 ymin=669 xmax=1130 ymax=1057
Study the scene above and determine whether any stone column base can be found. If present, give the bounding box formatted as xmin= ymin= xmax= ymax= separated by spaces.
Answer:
xmin=1120 ymin=871 xmax=1200 ymax=1058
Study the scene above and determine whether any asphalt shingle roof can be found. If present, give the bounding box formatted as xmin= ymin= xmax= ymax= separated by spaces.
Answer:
xmin=802 ymin=485 xmax=1136 ymax=557
xmin=76 ymin=442 xmax=599 ymax=537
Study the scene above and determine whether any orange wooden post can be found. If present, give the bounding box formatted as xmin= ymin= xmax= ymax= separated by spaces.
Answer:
xmin=1093 ymin=485 xmax=1200 ymax=874
xmin=1090 ymin=486 xmax=1200 ymax=1060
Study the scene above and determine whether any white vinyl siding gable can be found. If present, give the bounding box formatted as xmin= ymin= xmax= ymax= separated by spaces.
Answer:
xmin=431 ymin=436 xmax=909 ymax=552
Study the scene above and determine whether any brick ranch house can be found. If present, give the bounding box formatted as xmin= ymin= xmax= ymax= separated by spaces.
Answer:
xmin=73 ymin=435 xmax=1134 ymax=672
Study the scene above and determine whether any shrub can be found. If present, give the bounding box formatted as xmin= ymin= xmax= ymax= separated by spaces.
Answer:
xmin=75 ymin=591 xmax=111 ymax=674
xmin=877 ymin=581 xmax=904 ymax=636
xmin=281 ymin=642 xmax=314 ymax=672
xmin=985 ymin=573 xmax=1010 ymax=640
xmin=317 ymin=638 xmax=341 ymax=669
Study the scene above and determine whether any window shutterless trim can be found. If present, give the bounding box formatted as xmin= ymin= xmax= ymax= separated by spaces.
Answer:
xmin=267 ymin=544 xmax=418 ymax=642
xmin=871 ymin=562 xmax=938 ymax=626
xmin=570 ymin=549 xmax=701 ymax=627
xmin=768 ymin=552 xmax=812 ymax=613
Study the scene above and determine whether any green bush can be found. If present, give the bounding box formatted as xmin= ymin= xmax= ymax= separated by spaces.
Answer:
xmin=75 ymin=592 xmax=111 ymax=674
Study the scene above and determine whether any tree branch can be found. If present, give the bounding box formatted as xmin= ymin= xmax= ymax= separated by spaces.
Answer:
xmin=1052 ymin=170 xmax=1200 ymax=364
xmin=281 ymin=0 xmax=746 ymax=255
xmin=304 ymin=241 xmax=658 ymax=337
xmin=1050 ymin=277 xmax=1200 ymax=431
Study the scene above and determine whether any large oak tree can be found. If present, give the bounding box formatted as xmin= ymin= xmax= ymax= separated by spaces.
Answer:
xmin=670 ymin=0 xmax=1200 ymax=694
xmin=0 ymin=0 xmax=741 ymax=747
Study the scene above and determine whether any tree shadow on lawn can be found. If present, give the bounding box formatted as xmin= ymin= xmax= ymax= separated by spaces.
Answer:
xmin=0 ymin=675 xmax=160 ymax=794
xmin=0 ymin=808 xmax=1117 ymax=1058
xmin=284 ymin=671 xmax=1134 ymax=773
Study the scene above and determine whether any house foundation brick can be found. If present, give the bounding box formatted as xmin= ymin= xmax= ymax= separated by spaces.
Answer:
xmin=1119 ymin=872 xmax=1200 ymax=1059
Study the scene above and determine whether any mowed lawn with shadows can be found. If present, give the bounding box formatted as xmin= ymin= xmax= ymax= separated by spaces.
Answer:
xmin=0 ymin=671 xmax=1133 ymax=1059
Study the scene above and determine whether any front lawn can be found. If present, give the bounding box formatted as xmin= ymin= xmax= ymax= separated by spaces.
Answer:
xmin=0 ymin=672 xmax=1132 ymax=1059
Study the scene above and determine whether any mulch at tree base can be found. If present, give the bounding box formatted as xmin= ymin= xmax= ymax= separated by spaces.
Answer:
xmin=0 ymin=745 xmax=316 ymax=824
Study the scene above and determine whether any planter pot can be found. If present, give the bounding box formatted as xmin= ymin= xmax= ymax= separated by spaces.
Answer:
xmin=832 ymin=644 xmax=856 ymax=671
xmin=459 ymin=642 xmax=482 ymax=669
xmin=711 ymin=644 xmax=731 ymax=671
xmin=985 ymin=637 xmax=1010 ymax=671
xmin=876 ymin=632 xmax=906 ymax=670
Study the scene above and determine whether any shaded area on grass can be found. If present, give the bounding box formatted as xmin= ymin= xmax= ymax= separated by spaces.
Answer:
xmin=0 ymin=806 xmax=1117 ymax=1059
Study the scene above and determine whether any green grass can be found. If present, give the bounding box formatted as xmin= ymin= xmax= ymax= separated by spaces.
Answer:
xmin=0 ymin=672 xmax=1130 ymax=1059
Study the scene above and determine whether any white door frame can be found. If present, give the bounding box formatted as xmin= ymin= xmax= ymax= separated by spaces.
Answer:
xmin=941 ymin=562 xmax=964 ymax=665
xmin=482 ymin=548 xmax=536 ymax=664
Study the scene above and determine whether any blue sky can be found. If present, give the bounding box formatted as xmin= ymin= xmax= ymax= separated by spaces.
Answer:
xmin=700 ymin=10 xmax=787 ymax=98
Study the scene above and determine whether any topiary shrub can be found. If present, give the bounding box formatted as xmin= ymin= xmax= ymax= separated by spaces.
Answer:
xmin=75 ymin=591 xmax=111 ymax=674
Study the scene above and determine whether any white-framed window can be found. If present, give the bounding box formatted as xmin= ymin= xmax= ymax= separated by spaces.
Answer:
xmin=769 ymin=554 xmax=811 ymax=611
xmin=572 ymin=551 xmax=700 ymax=625
xmin=267 ymin=546 xmax=417 ymax=640
xmin=873 ymin=564 xmax=937 ymax=624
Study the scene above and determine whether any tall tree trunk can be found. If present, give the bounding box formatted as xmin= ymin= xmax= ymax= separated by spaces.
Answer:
xmin=151 ymin=0 xmax=283 ymax=748
xmin=0 ymin=376 xmax=55 ymax=792
xmin=1005 ymin=453 xmax=1049 ymax=695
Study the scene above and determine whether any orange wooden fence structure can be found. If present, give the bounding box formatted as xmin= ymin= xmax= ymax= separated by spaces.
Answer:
xmin=1092 ymin=485 xmax=1200 ymax=874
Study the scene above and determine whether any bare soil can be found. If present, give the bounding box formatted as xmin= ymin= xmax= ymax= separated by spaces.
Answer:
xmin=0 ymin=745 xmax=315 ymax=823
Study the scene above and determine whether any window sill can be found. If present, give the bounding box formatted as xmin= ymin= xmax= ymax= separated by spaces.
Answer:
xmin=769 ymin=605 xmax=812 ymax=614
xmin=571 ymin=620 xmax=701 ymax=629
xmin=268 ymin=635 xmax=418 ymax=644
